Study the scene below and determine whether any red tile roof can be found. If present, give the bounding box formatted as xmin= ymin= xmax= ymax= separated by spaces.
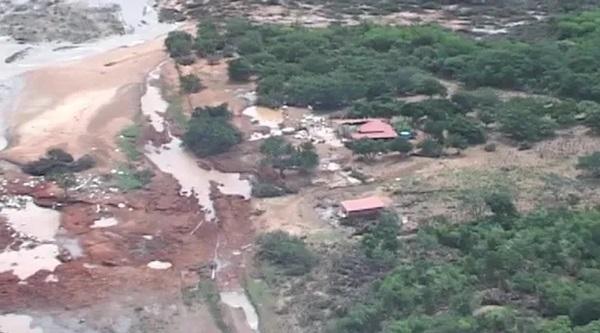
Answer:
xmin=358 ymin=120 xmax=391 ymax=133
xmin=341 ymin=196 xmax=386 ymax=213
xmin=351 ymin=120 xmax=398 ymax=140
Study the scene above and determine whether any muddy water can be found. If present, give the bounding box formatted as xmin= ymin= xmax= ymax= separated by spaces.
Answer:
xmin=242 ymin=106 xmax=283 ymax=129
xmin=142 ymin=64 xmax=251 ymax=221
xmin=220 ymin=291 xmax=260 ymax=332
xmin=1 ymin=198 xmax=61 ymax=241
xmin=0 ymin=197 xmax=63 ymax=280
xmin=0 ymin=244 xmax=62 ymax=280
xmin=140 ymin=64 xmax=168 ymax=133
xmin=0 ymin=314 xmax=43 ymax=333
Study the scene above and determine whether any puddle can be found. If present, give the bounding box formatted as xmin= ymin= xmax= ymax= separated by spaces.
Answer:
xmin=1 ymin=198 xmax=60 ymax=242
xmin=91 ymin=217 xmax=119 ymax=228
xmin=0 ymin=314 xmax=43 ymax=333
xmin=147 ymin=260 xmax=172 ymax=269
xmin=242 ymin=106 xmax=283 ymax=129
xmin=0 ymin=196 xmax=69 ymax=280
xmin=0 ymin=244 xmax=62 ymax=280
xmin=220 ymin=291 xmax=260 ymax=332
xmin=142 ymin=65 xmax=251 ymax=221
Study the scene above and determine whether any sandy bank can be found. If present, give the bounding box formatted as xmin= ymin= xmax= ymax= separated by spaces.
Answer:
xmin=2 ymin=37 xmax=168 ymax=163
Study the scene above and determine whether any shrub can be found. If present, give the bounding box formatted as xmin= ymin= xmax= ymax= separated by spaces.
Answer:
xmin=228 ymin=58 xmax=253 ymax=82
xmin=576 ymin=152 xmax=600 ymax=178
xmin=180 ymin=74 xmax=202 ymax=93
xmin=362 ymin=212 xmax=400 ymax=260
xmin=22 ymin=149 xmax=95 ymax=176
xmin=485 ymin=192 xmax=518 ymax=220
xmin=257 ymin=231 xmax=316 ymax=275
xmin=410 ymin=74 xmax=447 ymax=97
xmin=585 ymin=110 xmax=600 ymax=134
xmin=418 ymin=138 xmax=443 ymax=158
xmin=484 ymin=143 xmax=497 ymax=152
xmin=348 ymin=139 xmax=388 ymax=160
xmin=251 ymin=182 xmax=287 ymax=198
xmin=165 ymin=31 xmax=193 ymax=58
xmin=175 ymin=55 xmax=195 ymax=66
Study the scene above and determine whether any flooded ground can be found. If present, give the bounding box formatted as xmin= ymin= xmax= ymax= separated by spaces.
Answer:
xmin=220 ymin=290 xmax=260 ymax=333
xmin=242 ymin=106 xmax=284 ymax=129
xmin=0 ymin=196 xmax=64 ymax=280
xmin=0 ymin=314 xmax=43 ymax=333
xmin=143 ymin=64 xmax=251 ymax=221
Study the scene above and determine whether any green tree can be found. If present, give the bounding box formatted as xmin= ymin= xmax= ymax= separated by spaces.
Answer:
xmin=165 ymin=31 xmax=193 ymax=58
xmin=571 ymin=296 xmax=600 ymax=326
xmin=228 ymin=58 xmax=253 ymax=82
xmin=183 ymin=109 xmax=241 ymax=157
xmin=448 ymin=116 xmax=486 ymax=145
xmin=387 ymin=137 xmax=413 ymax=155
xmin=260 ymin=137 xmax=319 ymax=177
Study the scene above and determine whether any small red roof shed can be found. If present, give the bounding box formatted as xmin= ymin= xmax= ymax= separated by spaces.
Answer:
xmin=341 ymin=196 xmax=386 ymax=215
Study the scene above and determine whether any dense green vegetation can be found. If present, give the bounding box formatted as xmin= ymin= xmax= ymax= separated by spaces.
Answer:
xmin=208 ymin=13 xmax=600 ymax=106
xmin=159 ymin=11 xmax=600 ymax=152
xmin=331 ymin=208 xmax=600 ymax=333
xmin=182 ymin=104 xmax=241 ymax=157
xmin=257 ymin=231 xmax=316 ymax=276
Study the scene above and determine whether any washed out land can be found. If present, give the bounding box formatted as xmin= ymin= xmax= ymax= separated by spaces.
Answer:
xmin=2 ymin=0 xmax=600 ymax=332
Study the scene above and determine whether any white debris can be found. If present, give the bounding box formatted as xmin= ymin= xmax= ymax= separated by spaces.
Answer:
xmin=44 ymin=274 xmax=58 ymax=283
xmin=147 ymin=261 xmax=172 ymax=270
xmin=117 ymin=203 xmax=126 ymax=209
xmin=91 ymin=217 xmax=118 ymax=229
xmin=281 ymin=127 xmax=296 ymax=134
xmin=142 ymin=235 xmax=154 ymax=240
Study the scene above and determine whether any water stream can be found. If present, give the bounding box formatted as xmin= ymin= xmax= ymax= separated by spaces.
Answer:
xmin=142 ymin=64 xmax=251 ymax=221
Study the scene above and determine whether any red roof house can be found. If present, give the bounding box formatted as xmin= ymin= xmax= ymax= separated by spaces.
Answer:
xmin=351 ymin=120 xmax=397 ymax=140
xmin=340 ymin=196 xmax=386 ymax=217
